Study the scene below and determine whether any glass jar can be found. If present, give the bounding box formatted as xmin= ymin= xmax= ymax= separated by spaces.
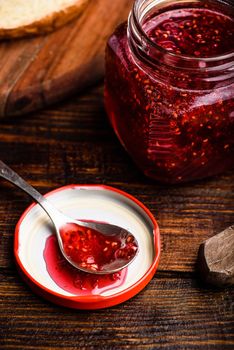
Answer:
xmin=104 ymin=0 xmax=234 ymax=184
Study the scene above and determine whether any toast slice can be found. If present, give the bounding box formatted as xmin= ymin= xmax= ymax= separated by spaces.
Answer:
xmin=0 ymin=0 xmax=90 ymax=39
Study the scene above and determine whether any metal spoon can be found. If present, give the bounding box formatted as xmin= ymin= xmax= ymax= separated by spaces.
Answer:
xmin=0 ymin=160 xmax=138 ymax=274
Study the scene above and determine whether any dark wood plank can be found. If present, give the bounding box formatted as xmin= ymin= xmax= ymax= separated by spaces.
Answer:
xmin=0 ymin=270 xmax=233 ymax=349
xmin=0 ymin=0 xmax=132 ymax=117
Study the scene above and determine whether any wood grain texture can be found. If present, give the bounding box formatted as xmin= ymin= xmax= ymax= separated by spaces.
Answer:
xmin=1 ymin=271 xmax=233 ymax=349
xmin=0 ymin=85 xmax=233 ymax=349
xmin=0 ymin=0 xmax=132 ymax=118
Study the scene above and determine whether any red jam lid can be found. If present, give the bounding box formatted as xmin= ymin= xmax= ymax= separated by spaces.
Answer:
xmin=14 ymin=184 xmax=160 ymax=309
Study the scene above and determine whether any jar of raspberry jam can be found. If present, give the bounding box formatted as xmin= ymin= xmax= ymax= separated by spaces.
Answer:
xmin=105 ymin=0 xmax=234 ymax=183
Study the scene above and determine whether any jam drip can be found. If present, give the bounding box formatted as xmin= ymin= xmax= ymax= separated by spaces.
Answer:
xmin=43 ymin=235 xmax=127 ymax=295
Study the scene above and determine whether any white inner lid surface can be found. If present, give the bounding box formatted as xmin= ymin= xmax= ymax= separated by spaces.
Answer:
xmin=17 ymin=187 xmax=155 ymax=297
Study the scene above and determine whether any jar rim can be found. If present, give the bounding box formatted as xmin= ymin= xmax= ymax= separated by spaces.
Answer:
xmin=132 ymin=0 xmax=234 ymax=63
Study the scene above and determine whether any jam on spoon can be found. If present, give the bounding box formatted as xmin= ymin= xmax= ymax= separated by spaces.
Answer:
xmin=60 ymin=222 xmax=138 ymax=272
xmin=0 ymin=160 xmax=139 ymax=274
xmin=44 ymin=235 xmax=128 ymax=295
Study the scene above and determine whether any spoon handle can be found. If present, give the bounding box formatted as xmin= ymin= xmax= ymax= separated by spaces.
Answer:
xmin=0 ymin=160 xmax=60 ymax=221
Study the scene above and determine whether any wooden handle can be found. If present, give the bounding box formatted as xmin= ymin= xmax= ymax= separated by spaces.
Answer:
xmin=198 ymin=225 xmax=234 ymax=287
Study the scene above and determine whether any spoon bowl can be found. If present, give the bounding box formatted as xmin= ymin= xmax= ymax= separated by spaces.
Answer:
xmin=0 ymin=160 xmax=138 ymax=274
xmin=51 ymin=211 xmax=139 ymax=274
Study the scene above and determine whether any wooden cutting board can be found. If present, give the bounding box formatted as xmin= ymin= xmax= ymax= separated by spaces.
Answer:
xmin=0 ymin=0 xmax=132 ymax=118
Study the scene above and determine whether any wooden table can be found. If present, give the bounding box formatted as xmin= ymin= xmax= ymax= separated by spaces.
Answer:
xmin=0 ymin=84 xmax=233 ymax=349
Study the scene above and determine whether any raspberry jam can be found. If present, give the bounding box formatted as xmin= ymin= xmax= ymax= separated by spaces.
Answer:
xmin=105 ymin=0 xmax=234 ymax=183
xmin=43 ymin=235 xmax=127 ymax=295
xmin=145 ymin=8 xmax=234 ymax=57
xmin=60 ymin=223 xmax=138 ymax=272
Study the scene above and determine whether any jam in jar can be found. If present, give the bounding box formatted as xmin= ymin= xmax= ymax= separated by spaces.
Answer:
xmin=105 ymin=0 xmax=234 ymax=183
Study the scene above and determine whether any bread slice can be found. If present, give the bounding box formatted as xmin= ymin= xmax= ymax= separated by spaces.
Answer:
xmin=0 ymin=0 xmax=90 ymax=39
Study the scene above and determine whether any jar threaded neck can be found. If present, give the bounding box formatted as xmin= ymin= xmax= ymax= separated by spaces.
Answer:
xmin=128 ymin=0 xmax=234 ymax=89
